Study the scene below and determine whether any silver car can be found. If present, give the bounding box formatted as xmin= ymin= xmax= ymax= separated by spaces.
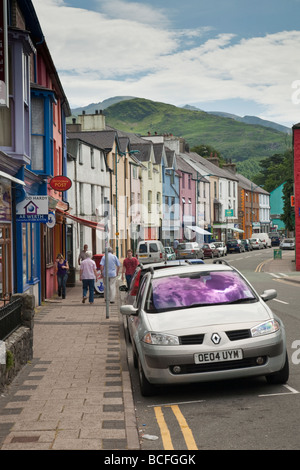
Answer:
xmin=280 ymin=238 xmax=295 ymax=250
xmin=249 ymin=238 xmax=264 ymax=249
xmin=121 ymin=262 xmax=289 ymax=396
xmin=176 ymin=242 xmax=204 ymax=260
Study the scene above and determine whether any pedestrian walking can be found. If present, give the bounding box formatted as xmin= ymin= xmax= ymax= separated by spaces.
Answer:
xmin=122 ymin=249 xmax=139 ymax=288
xmin=100 ymin=247 xmax=121 ymax=303
xmin=78 ymin=244 xmax=88 ymax=265
xmin=80 ymin=250 xmax=97 ymax=304
xmin=55 ymin=253 xmax=69 ymax=299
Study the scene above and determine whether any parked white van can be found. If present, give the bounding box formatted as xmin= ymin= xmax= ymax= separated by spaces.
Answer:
xmin=136 ymin=240 xmax=165 ymax=264
xmin=255 ymin=233 xmax=272 ymax=248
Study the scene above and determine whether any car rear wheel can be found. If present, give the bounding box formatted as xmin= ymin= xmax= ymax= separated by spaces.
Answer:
xmin=265 ymin=352 xmax=289 ymax=384
xmin=138 ymin=357 xmax=156 ymax=396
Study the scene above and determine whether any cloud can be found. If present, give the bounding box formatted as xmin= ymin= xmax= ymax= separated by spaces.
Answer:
xmin=32 ymin=0 xmax=300 ymax=125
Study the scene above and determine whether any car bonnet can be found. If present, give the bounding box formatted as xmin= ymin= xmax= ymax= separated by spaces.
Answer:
xmin=145 ymin=302 xmax=272 ymax=335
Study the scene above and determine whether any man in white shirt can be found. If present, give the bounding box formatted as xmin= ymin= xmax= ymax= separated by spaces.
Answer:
xmin=80 ymin=251 xmax=97 ymax=304
xmin=100 ymin=247 xmax=121 ymax=303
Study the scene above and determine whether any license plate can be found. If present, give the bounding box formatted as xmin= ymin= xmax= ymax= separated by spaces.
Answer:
xmin=194 ymin=349 xmax=243 ymax=364
xmin=180 ymin=252 xmax=187 ymax=256
xmin=139 ymin=255 xmax=147 ymax=257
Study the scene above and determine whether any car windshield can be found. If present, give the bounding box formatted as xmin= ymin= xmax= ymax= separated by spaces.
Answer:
xmin=146 ymin=271 xmax=257 ymax=312
xmin=177 ymin=243 xmax=193 ymax=249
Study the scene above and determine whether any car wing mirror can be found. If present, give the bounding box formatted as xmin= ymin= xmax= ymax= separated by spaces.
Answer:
xmin=261 ymin=289 xmax=277 ymax=302
xmin=120 ymin=305 xmax=138 ymax=316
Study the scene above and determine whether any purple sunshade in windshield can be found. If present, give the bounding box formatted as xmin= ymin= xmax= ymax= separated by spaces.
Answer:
xmin=151 ymin=272 xmax=254 ymax=311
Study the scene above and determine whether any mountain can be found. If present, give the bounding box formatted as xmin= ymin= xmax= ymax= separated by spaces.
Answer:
xmin=182 ymin=106 xmax=292 ymax=134
xmin=71 ymin=96 xmax=135 ymax=116
xmin=70 ymin=97 xmax=292 ymax=179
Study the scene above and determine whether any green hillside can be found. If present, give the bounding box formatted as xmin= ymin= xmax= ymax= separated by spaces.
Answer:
xmin=103 ymin=98 xmax=292 ymax=179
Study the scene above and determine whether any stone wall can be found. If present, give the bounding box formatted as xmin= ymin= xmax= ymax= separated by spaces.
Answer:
xmin=0 ymin=294 xmax=35 ymax=392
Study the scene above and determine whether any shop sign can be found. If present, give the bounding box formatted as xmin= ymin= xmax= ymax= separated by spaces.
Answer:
xmin=225 ymin=209 xmax=234 ymax=217
xmin=16 ymin=196 xmax=49 ymax=223
xmin=50 ymin=176 xmax=72 ymax=192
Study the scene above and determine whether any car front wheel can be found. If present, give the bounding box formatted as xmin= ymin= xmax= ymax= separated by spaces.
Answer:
xmin=265 ymin=352 xmax=289 ymax=384
xmin=138 ymin=357 xmax=156 ymax=396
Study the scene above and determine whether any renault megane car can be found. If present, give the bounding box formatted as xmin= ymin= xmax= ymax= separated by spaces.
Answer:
xmin=121 ymin=261 xmax=289 ymax=396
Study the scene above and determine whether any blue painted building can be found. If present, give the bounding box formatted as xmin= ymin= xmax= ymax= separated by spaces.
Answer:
xmin=161 ymin=146 xmax=180 ymax=245
xmin=0 ymin=0 xmax=70 ymax=306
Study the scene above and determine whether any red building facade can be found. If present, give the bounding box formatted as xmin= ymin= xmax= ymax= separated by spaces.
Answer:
xmin=293 ymin=124 xmax=300 ymax=271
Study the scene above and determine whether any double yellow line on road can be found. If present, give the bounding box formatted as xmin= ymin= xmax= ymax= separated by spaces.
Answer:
xmin=255 ymin=259 xmax=272 ymax=272
xmin=154 ymin=405 xmax=198 ymax=450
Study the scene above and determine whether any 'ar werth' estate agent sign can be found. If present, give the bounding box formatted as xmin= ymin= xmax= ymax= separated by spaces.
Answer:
xmin=16 ymin=196 xmax=49 ymax=223
xmin=50 ymin=176 xmax=72 ymax=192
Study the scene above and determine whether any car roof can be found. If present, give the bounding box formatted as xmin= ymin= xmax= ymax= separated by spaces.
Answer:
xmin=151 ymin=263 xmax=233 ymax=279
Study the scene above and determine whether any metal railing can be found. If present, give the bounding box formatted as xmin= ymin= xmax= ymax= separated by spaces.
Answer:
xmin=0 ymin=298 xmax=23 ymax=341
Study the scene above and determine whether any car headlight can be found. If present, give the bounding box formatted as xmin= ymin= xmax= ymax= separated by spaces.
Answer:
xmin=143 ymin=332 xmax=180 ymax=345
xmin=251 ymin=319 xmax=280 ymax=337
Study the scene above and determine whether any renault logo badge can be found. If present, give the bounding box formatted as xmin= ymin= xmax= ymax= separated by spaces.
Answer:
xmin=211 ymin=333 xmax=221 ymax=345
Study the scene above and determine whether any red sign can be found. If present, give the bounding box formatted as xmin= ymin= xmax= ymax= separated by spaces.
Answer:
xmin=50 ymin=176 xmax=72 ymax=192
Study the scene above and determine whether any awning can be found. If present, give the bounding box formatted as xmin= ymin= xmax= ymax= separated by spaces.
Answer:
xmin=213 ymin=224 xmax=244 ymax=233
xmin=56 ymin=210 xmax=105 ymax=231
xmin=0 ymin=170 xmax=25 ymax=186
xmin=186 ymin=225 xmax=212 ymax=236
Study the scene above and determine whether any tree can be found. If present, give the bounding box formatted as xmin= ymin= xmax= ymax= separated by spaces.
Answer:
xmin=255 ymin=150 xmax=294 ymax=231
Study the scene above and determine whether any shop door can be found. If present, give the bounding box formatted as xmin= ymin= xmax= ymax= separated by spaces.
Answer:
xmin=0 ymin=224 xmax=12 ymax=305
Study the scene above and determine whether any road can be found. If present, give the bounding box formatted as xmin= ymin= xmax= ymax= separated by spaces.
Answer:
xmin=124 ymin=249 xmax=300 ymax=450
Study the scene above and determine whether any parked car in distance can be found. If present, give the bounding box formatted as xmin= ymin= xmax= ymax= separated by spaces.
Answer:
xmin=226 ymin=239 xmax=245 ymax=253
xmin=249 ymin=238 xmax=264 ymax=250
xmin=164 ymin=246 xmax=176 ymax=260
xmin=121 ymin=262 xmax=289 ymax=396
xmin=280 ymin=238 xmax=295 ymax=250
xmin=214 ymin=241 xmax=227 ymax=256
xmin=270 ymin=235 xmax=281 ymax=247
xmin=241 ymin=239 xmax=253 ymax=251
xmin=255 ymin=233 xmax=272 ymax=248
xmin=202 ymin=243 xmax=221 ymax=258
xmin=136 ymin=240 xmax=165 ymax=264
xmin=176 ymin=242 xmax=204 ymax=260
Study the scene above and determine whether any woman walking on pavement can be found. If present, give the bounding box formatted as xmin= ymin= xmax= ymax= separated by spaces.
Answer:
xmin=80 ymin=250 xmax=97 ymax=304
xmin=55 ymin=253 xmax=69 ymax=299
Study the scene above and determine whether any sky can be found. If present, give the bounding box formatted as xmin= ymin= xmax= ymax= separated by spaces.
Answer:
xmin=31 ymin=0 xmax=300 ymax=127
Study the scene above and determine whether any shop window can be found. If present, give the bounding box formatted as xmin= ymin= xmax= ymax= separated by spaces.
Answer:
xmin=30 ymin=90 xmax=55 ymax=175
xmin=22 ymin=223 xmax=39 ymax=286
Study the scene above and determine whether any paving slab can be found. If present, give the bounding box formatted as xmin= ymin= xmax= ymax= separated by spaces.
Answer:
xmin=0 ymin=281 xmax=140 ymax=451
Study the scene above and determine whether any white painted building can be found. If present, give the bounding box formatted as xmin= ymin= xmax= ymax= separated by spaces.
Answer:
xmin=66 ymin=128 xmax=110 ymax=269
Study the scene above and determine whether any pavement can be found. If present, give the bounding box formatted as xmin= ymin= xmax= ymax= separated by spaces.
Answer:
xmin=0 ymin=251 xmax=299 ymax=451
xmin=0 ymin=280 xmax=140 ymax=451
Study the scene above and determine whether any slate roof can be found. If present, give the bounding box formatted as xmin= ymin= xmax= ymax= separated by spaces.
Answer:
xmin=67 ymin=130 xmax=120 ymax=152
